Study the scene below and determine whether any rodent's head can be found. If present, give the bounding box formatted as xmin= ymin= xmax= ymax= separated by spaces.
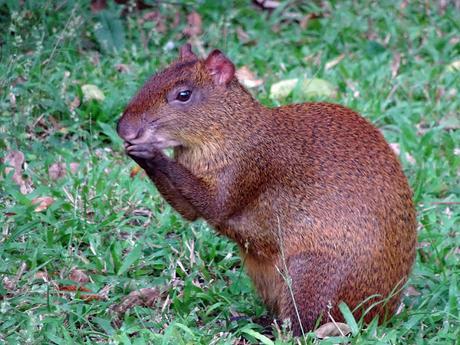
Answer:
xmin=117 ymin=44 xmax=247 ymax=150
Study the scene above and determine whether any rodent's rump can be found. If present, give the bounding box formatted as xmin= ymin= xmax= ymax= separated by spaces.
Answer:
xmin=117 ymin=44 xmax=417 ymax=335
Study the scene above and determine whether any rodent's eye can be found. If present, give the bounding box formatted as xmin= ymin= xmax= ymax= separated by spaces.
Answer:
xmin=176 ymin=90 xmax=192 ymax=102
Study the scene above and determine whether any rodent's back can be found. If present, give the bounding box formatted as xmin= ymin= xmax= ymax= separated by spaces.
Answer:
xmin=268 ymin=102 xmax=414 ymax=245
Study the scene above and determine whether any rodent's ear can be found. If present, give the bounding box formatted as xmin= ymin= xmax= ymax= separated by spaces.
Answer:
xmin=204 ymin=50 xmax=235 ymax=86
xmin=179 ymin=43 xmax=197 ymax=61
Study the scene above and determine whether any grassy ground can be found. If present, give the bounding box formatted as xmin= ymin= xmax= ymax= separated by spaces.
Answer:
xmin=1 ymin=1 xmax=459 ymax=344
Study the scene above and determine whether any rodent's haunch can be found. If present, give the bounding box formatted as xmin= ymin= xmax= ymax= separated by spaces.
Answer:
xmin=117 ymin=44 xmax=417 ymax=334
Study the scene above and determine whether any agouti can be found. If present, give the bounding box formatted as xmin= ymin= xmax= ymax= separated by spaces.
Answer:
xmin=117 ymin=44 xmax=417 ymax=335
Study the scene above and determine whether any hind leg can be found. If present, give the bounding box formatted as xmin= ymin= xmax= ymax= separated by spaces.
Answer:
xmin=278 ymin=251 xmax=346 ymax=335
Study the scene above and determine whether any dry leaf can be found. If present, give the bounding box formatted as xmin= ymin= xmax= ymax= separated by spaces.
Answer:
xmin=69 ymin=96 xmax=81 ymax=112
xmin=143 ymin=11 xmax=159 ymax=21
xmin=389 ymin=143 xmax=416 ymax=165
xmin=81 ymin=84 xmax=105 ymax=102
xmin=3 ymin=150 xmax=33 ymax=194
xmin=115 ymin=63 xmax=130 ymax=73
xmin=70 ymin=162 xmax=79 ymax=174
xmin=391 ymin=52 xmax=401 ymax=78
xmin=32 ymin=196 xmax=54 ymax=212
xmin=34 ymin=271 xmax=49 ymax=281
xmin=3 ymin=150 xmax=24 ymax=174
xmin=299 ymin=13 xmax=324 ymax=29
xmin=236 ymin=66 xmax=264 ymax=88
xmin=449 ymin=36 xmax=460 ymax=45
xmin=90 ymin=0 xmax=106 ymax=12
xmin=130 ymin=165 xmax=142 ymax=178
xmin=314 ymin=322 xmax=351 ymax=338
xmin=2 ymin=276 xmax=16 ymax=291
xmin=69 ymin=268 xmax=90 ymax=284
xmin=142 ymin=11 xmax=166 ymax=33
xmin=183 ymin=12 xmax=202 ymax=37
xmin=325 ymin=54 xmax=345 ymax=70
xmin=2 ymin=262 xmax=27 ymax=291
xmin=48 ymin=162 xmax=79 ymax=180
xmin=110 ymin=287 xmax=160 ymax=314
xmin=236 ymin=27 xmax=255 ymax=45
xmin=9 ymin=92 xmax=16 ymax=108
xmin=172 ymin=12 xmax=180 ymax=28
xmin=345 ymin=79 xmax=360 ymax=98
xmin=439 ymin=113 xmax=460 ymax=130
xmin=58 ymin=284 xmax=105 ymax=302
xmin=254 ymin=0 xmax=280 ymax=9
xmin=406 ymin=285 xmax=421 ymax=297
xmin=49 ymin=163 xmax=66 ymax=180
xmin=417 ymin=241 xmax=430 ymax=248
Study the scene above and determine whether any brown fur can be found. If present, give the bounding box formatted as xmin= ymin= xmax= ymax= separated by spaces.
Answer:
xmin=117 ymin=46 xmax=417 ymax=335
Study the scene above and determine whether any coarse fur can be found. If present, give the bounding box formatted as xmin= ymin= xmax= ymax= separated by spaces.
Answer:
xmin=117 ymin=44 xmax=417 ymax=335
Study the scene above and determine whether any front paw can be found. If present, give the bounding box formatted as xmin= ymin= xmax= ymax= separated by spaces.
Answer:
xmin=126 ymin=143 xmax=161 ymax=160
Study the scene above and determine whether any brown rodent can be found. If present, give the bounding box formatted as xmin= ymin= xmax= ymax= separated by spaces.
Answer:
xmin=117 ymin=44 xmax=417 ymax=335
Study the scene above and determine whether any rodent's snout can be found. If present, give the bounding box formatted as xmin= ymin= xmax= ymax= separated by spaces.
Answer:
xmin=117 ymin=114 xmax=143 ymax=142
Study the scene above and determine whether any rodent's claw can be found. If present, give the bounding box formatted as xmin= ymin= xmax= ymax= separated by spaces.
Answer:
xmin=125 ymin=143 xmax=159 ymax=160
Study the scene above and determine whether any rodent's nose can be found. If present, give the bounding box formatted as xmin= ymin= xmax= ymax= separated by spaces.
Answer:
xmin=117 ymin=115 xmax=142 ymax=141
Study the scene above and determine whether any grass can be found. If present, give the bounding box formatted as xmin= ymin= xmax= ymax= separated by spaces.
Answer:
xmin=0 ymin=0 xmax=459 ymax=343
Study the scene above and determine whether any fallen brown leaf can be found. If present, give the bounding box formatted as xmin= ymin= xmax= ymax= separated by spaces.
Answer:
xmin=58 ymin=284 xmax=103 ymax=301
xmin=439 ymin=112 xmax=460 ymax=130
xmin=48 ymin=162 xmax=79 ymax=180
xmin=391 ymin=52 xmax=401 ymax=79
xmin=69 ymin=96 xmax=81 ymax=112
xmin=405 ymin=285 xmax=421 ymax=297
xmin=143 ymin=11 xmax=159 ymax=21
xmin=183 ymin=12 xmax=202 ymax=37
xmin=3 ymin=150 xmax=33 ymax=194
xmin=32 ymin=196 xmax=54 ymax=212
xmin=2 ymin=277 xmax=16 ymax=291
xmin=49 ymin=163 xmax=66 ymax=180
xmin=172 ymin=12 xmax=180 ymax=28
xmin=345 ymin=79 xmax=360 ymax=98
xmin=389 ymin=143 xmax=416 ymax=165
xmin=449 ymin=36 xmax=460 ymax=45
xmin=110 ymin=287 xmax=160 ymax=314
xmin=130 ymin=165 xmax=143 ymax=178
xmin=236 ymin=27 xmax=255 ymax=45
xmin=90 ymin=0 xmax=106 ymax=12
xmin=314 ymin=322 xmax=351 ymax=338
xmin=9 ymin=92 xmax=16 ymax=108
xmin=69 ymin=268 xmax=90 ymax=284
xmin=2 ymin=262 xmax=27 ymax=292
xmin=417 ymin=241 xmax=430 ymax=248
xmin=253 ymin=0 xmax=280 ymax=10
xmin=70 ymin=162 xmax=79 ymax=174
xmin=142 ymin=11 xmax=166 ymax=33
xmin=115 ymin=63 xmax=130 ymax=73
xmin=236 ymin=66 xmax=264 ymax=88
xmin=34 ymin=271 xmax=49 ymax=281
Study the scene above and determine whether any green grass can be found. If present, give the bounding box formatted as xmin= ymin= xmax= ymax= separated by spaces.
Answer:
xmin=1 ymin=0 xmax=459 ymax=344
